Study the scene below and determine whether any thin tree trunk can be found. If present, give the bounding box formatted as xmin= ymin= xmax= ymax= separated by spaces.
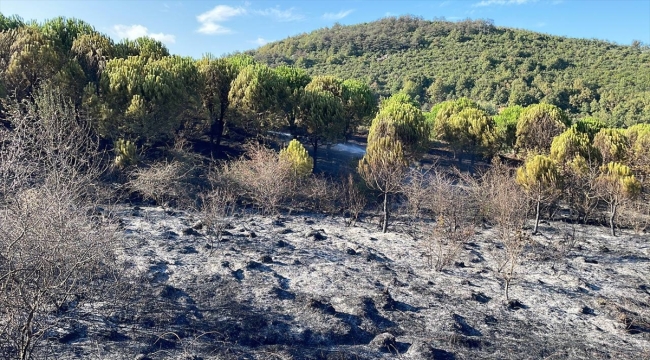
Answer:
xmin=610 ymin=202 xmax=617 ymax=236
xmin=210 ymin=113 xmax=225 ymax=152
xmin=312 ymin=139 xmax=318 ymax=173
xmin=505 ymin=277 xmax=510 ymax=300
xmin=382 ymin=191 xmax=389 ymax=233
xmin=534 ymin=194 xmax=541 ymax=234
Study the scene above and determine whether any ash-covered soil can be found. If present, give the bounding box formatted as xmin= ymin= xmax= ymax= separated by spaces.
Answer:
xmin=49 ymin=206 xmax=649 ymax=359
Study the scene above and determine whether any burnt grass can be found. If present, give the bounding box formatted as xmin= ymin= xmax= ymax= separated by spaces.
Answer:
xmin=34 ymin=203 xmax=649 ymax=360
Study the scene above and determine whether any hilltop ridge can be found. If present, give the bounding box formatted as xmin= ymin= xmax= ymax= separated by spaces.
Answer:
xmin=252 ymin=16 xmax=650 ymax=125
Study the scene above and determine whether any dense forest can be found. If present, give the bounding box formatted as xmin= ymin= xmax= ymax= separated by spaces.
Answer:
xmin=252 ymin=16 xmax=650 ymax=126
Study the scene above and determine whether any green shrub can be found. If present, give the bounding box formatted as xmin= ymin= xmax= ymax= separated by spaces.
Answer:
xmin=279 ymin=139 xmax=313 ymax=178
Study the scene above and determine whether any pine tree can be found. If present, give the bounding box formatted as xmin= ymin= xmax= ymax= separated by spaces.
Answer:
xmin=516 ymin=155 xmax=562 ymax=233
xmin=596 ymin=162 xmax=641 ymax=236
xmin=592 ymin=128 xmax=629 ymax=164
xmin=359 ymin=93 xmax=428 ymax=233
xmin=358 ymin=137 xmax=407 ymax=233
xmin=516 ymin=103 xmax=569 ymax=154
xmin=368 ymin=95 xmax=429 ymax=160
xmin=114 ymin=139 xmax=137 ymax=168
xmin=550 ymin=127 xmax=600 ymax=165
xmin=572 ymin=116 xmax=606 ymax=141
xmin=279 ymin=139 xmax=313 ymax=178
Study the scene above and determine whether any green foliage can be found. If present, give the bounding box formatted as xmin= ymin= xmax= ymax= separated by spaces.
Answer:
xmin=380 ymin=92 xmax=420 ymax=110
xmin=0 ymin=13 xmax=24 ymax=31
xmin=197 ymin=54 xmax=255 ymax=144
xmin=432 ymin=97 xmax=479 ymax=142
xmin=357 ymin=136 xmax=407 ymax=232
xmin=296 ymin=89 xmax=345 ymax=149
xmin=41 ymin=17 xmax=97 ymax=54
xmin=304 ymin=75 xmax=344 ymax=98
xmin=598 ymin=162 xmax=641 ymax=198
xmin=625 ymin=124 xmax=650 ymax=175
xmin=279 ymin=139 xmax=313 ymax=178
xmin=274 ymin=65 xmax=311 ymax=131
xmin=71 ymin=33 xmax=114 ymax=83
xmin=114 ymin=139 xmax=137 ymax=168
xmin=446 ymin=108 xmax=500 ymax=158
xmin=592 ymin=128 xmax=629 ymax=164
xmin=571 ymin=116 xmax=606 ymax=140
xmin=367 ymin=93 xmax=428 ymax=159
xmin=3 ymin=26 xmax=63 ymax=98
xmin=550 ymin=127 xmax=599 ymax=164
xmin=275 ymin=65 xmax=311 ymax=90
xmin=99 ymin=55 xmax=199 ymax=142
xmin=115 ymin=37 xmax=169 ymax=60
xmin=516 ymin=103 xmax=569 ymax=153
xmin=493 ymin=105 xmax=524 ymax=150
xmin=341 ymin=79 xmax=377 ymax=135
xmin=358 ymin=137 xmax=407 ymax=187
xmin=228 ymin=63 xmax=285 ymax=131
xmin=516 ymin=155 xmax=562 ymax=192
xmin=252 ymin=16 xmax=650 ymax=124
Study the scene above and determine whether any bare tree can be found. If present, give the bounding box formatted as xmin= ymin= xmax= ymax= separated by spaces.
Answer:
xmin=401 ymin=168 xmax=476 ymax=271
xmin=0 ymin=83 xmax=119 ymax=359
xmin=341 ymin=173 xmax=366 ymax=227
xmin=200 ymin=186 xmax=238 ymax=254
xmin=468 ymin=161 xmax=530 ymax=300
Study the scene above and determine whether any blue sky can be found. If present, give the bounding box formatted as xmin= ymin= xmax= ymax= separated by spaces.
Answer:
xmin=1 ymin=0 xmax=649 ymax=58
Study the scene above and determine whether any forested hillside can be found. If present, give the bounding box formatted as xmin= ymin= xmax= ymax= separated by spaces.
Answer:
xmin=252 ymin=16 xmax=650 ymax=126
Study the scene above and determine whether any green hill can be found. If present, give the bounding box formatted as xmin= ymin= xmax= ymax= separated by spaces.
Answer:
xmin=251 ymin=16 xmax=650 ymax=126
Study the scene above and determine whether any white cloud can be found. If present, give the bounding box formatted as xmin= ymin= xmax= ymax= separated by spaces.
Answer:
xmin=196 ymin=5 xmax=303 ymax=35
xmin=323 ymin=9 xmax=354 ymax=20
xmin=252 ymin=37 xmax=269 ymax=46
xmin=196 ymin=5 xmax=246 ymax=34
xmin=536 ymin=21 xmax=547 ymax=27
xmin=474 ymin=0 xmax=536 ymax=6
xmin=113 ymin=24 xmax=176 ymax=44
xmin=255 ymin=7 xmax=304 ymax=22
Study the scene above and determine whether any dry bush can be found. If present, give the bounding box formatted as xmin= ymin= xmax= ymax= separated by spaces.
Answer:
xmin=129 ymin=160 xmax=193 ymax=208
xmin=619 ymin=187 xmax=650 ymax=234
xmin=222 ymin=143 xmax=294 ymax=215
xmin=0 ymin=82 xmax=104 ymax=204
xmin=0 ymin=83 xmax=119 ymax=359
xmin=299 ymin=175 xmax=340 ymax=214
xmin=424 ymin=219 xmax=475 ymax=272
xmin=561 ymin=163 xmax=600 ymax=224
xmin=406 ymin=168 xmax=476 ymax=271
xmin=0 ymin=189 xmax=118 ymax=360
xmin=200 ymin=189 xmax=237 ymax=251
xmin=467 ymin=160 xmax=531 ymax=300
xmin=341 ymin=173 xmax=366 ymax=226
xmin=200 ymin=169 xmax=239 ymax=252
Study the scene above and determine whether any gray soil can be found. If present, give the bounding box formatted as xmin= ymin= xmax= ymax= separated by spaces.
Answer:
xmin=46 ymin=206 xmax=649 ymax=359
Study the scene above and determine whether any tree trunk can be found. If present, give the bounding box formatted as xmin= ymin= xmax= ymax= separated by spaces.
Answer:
xmin=210 ymin=114 xmax=225 ymax=152
xmin=610 ymin=202 xmax=617 ymax=236
xmin=533 ymin=194 xmax=541 ymax=234
xmin=505 ymin=277 xmax=511 ymax=300
xmin=312 ymin=139 xmax=319 ymax=173
xmin=382 ymin=191 xmax=389 ymax=233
